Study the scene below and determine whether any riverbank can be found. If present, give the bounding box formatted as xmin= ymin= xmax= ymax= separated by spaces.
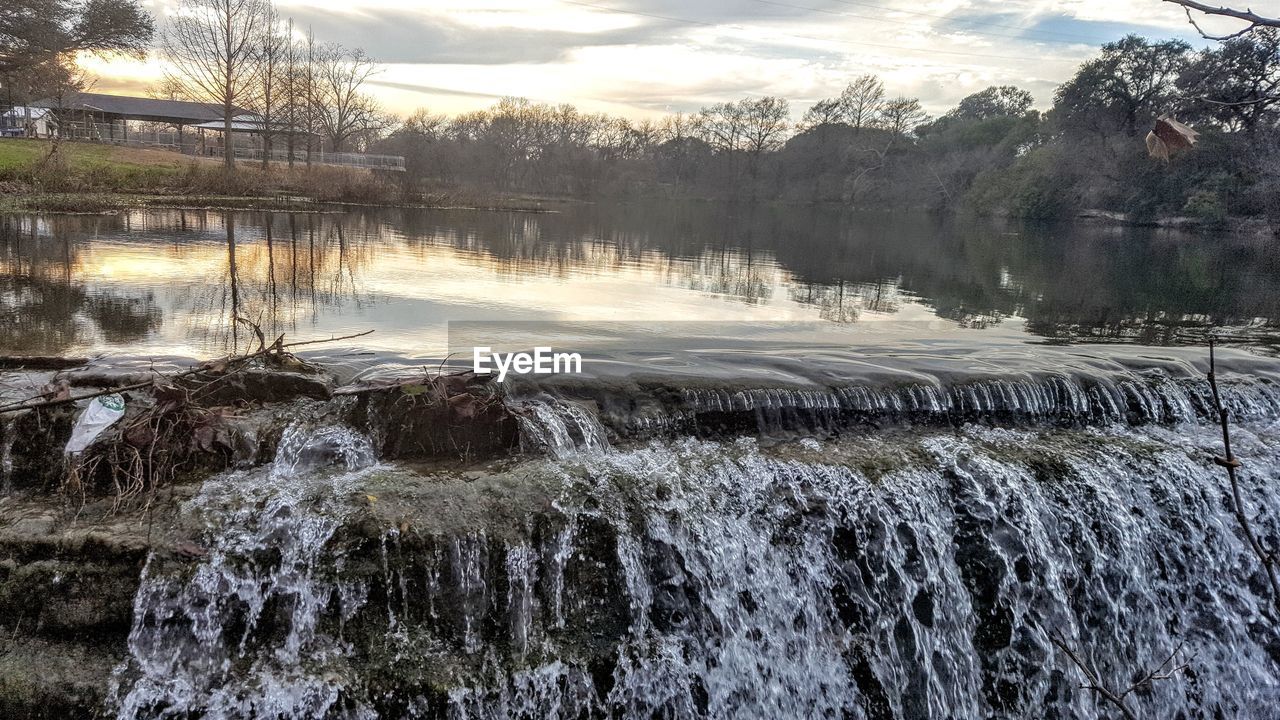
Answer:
xmin=0 ymin=139 xmax=566 ymax=214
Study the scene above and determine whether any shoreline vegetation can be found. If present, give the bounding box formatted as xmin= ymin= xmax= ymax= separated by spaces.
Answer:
xmin=0 ymin=135 xmax=1272 ymax=233
xmin=0 ymin=139 xmax=568 ymax=214
xmin=5 ymin=0 xmax=1280 ymax=230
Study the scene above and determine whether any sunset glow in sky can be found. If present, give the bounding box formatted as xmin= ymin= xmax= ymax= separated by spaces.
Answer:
xmin=88 ymin=0 xmax=1230 ymax=120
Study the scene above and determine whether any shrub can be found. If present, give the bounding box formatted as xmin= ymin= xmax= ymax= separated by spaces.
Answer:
xmin=1183 ymin=190 xmax=1227 ymax=224
xmin=964 ymin=146 xmax=1079 ymax=219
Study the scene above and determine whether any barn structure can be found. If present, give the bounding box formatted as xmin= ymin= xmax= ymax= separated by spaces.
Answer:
xmin=19 ymin=91 xmax=403 ymax=170
xmin=31 ymin=91 xmax=237 ymax=150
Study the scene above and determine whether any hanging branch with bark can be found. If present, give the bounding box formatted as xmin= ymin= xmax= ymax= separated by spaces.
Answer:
xmin=1207 ymin=338 xmax=1280 ymax=612
xmin=1164 ymin=0 xmax=1280 ymax=40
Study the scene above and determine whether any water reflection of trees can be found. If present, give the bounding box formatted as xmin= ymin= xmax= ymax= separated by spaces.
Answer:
xmin=190 ymin=213 xmax=375 ymax=353
xmin=364 ymin=203 xmax=1280 ymax=342
xmin=787 ymin=280 xmax=902 ymax=323
xmin=0 ymin=211 xmax=375 ymax=356
xmin=0 ymin=215 xmax=161 ymax=355
xmin=5 ymin=203 xmax=1280 ymax=355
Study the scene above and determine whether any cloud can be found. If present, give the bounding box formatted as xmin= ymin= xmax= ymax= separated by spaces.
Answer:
xmin=122 ymin=0 xmax=1220 ymax=120
xmin=270 ymin=2 xmax=681 ymax=65
xmin=365 ymin=80 xmax=504 ymax=100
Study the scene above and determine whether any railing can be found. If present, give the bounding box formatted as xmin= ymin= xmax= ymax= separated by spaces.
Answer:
xmin=215 ymin=146 xmax=406 ymax=171
xmin=29 ymin=123 xmax=406 ymax=172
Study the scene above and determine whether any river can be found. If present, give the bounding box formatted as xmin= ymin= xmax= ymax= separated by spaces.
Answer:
xmin=2 ymin=204 xmax=1279 ymax=718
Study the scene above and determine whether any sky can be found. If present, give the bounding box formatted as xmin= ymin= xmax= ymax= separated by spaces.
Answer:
xmin=81 ymin=0 xmax=1240 ymax=121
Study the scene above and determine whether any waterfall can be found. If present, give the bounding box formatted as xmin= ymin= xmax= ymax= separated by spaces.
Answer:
xmin=112 ymin=422 xmax=380 ymax=720
xmin=1 ymin=415 xmax=15 ymax=495
xmin=597 ymin=373 xmax=1280 ymax=437
xmin=107 ymin=384 xmax=1280 ymax=719
xmin=510 ymin=395 xmax=610 ymax=458
xmin=437 ymin=422 xmax=1280 ymax=719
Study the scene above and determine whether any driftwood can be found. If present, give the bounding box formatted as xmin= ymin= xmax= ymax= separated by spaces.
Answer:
xmin=0 ymin=323 xmax=375 ymax=510
xmin=0 ymin=328 xmax=374 ymax=416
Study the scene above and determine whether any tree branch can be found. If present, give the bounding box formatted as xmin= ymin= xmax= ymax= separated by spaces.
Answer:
xmin=1207 ymin=338 xmax=1280 ymax=613
xmin=0 ymin=329 xmax=374 ymax=416
xmin=1050 ymin=631 xmax=1139 ymax=720
xmin=1165 ymin=0 xmax=1280 ymax=40
xmin=1050 ymin=631 xmax=1189 ymax=720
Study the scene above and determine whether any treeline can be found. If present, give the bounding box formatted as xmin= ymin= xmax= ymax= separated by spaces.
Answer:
xmin=374 ymin=32 xmax=1280 ymax=224
xmin=2 ymin=0 xmax=389 ymax=167
xmin=160 ymin=0 xmax=389 ymax=167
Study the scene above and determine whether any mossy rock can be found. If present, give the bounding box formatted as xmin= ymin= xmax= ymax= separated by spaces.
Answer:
xmin=4 ymin=407 xmax=75 ymax=492
xmin=0 ymin=638 xmax=121 ymax=719
xmin=0 ymin=559 xmax=140 ymax=640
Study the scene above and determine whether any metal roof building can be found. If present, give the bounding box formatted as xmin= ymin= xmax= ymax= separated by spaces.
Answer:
xmin=189 ymin=113 xmax=311 ymax=136
xmin=32 ymin=92 xmax=237 ymax=125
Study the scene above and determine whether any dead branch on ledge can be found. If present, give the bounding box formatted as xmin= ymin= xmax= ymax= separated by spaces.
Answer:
xmin=1050 ymin=630 xmax=1190 ymax=720
xmin=0 ymin=326 xmax=374 ymax=416
xmin=1207 ymin=338 xmax=1280 ymax=612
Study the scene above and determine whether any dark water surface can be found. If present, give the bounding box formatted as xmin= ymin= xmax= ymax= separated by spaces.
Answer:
xmin=3 ymin=204 xmax=1279 ymax=364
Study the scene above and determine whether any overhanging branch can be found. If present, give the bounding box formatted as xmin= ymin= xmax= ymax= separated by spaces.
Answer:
xmin=1164 ymin=0 xmax=1280 ymax=40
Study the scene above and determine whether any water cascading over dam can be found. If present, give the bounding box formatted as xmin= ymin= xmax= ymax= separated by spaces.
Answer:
xmin=108 ymin=367 xmax=1280 ymax=719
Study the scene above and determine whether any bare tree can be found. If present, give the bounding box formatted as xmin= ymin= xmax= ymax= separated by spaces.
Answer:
xmin=1165 ymin=0 xmax=1280 ymax=40
xmin=163 ymin=0 xmax=268 ymax=170
xmin=302 ymin=26 xmax=318 ymax=165
xmin=740 ymin=96 xmax=790 ymax=157
xmin=626 ymin=117 xmax=663 ymax=157
xmin=878 ymin=96 xmax=928 ymax=136
xmin=799 ymin=97 xmax=844 ymax=130
xmin=39 ymin=57 xmax=90 ymax=151
xmin=249 ymin=5 xmax=286 ymax=168
xmin=696 ymin=100 xmax=747 ymax=153
xmin=661 ymin=111 xmax=694 ymax=141
xmin=281 ymin=17 xmax=299 ymax=166
xmin=313 ymin=43 xmax=381 ymax=153
xmin=840 ymin=74 xmax=886 ymax=131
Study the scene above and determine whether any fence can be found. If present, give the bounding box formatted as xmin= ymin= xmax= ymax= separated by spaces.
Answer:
xmin=35 ymin=122 xmax=406 ymax=172
xmin=214 ymin=145 xmax=406 ymax=171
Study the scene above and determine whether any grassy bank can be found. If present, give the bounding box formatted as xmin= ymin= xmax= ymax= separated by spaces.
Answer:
xmin=0 ymin=138 xmax=432 ymax=213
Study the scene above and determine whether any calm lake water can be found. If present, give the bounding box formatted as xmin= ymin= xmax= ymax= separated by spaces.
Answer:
xmin=2 ymin=204 xmax=1278 ymax=364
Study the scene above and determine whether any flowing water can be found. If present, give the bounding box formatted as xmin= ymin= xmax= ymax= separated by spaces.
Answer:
xmin=113 ymin=423 xmax=380 ymax=720
xmin=107 ymin=373 xmax=1280 ymax=719
xmin=4 ymin=206 xmax=1280 ymax=717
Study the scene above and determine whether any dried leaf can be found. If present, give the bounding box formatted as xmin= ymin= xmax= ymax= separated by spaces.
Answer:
xmin=194 ymin=424 xmax=217 ymax=453
xmin=124 ymin=423 xmax=155 ymax=448
xmin=448 ymin=393 xmax=479 ymax=421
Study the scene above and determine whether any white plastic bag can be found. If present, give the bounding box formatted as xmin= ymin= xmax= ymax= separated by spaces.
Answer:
xmin=65 ymin=393 xmax=126 ymax=454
